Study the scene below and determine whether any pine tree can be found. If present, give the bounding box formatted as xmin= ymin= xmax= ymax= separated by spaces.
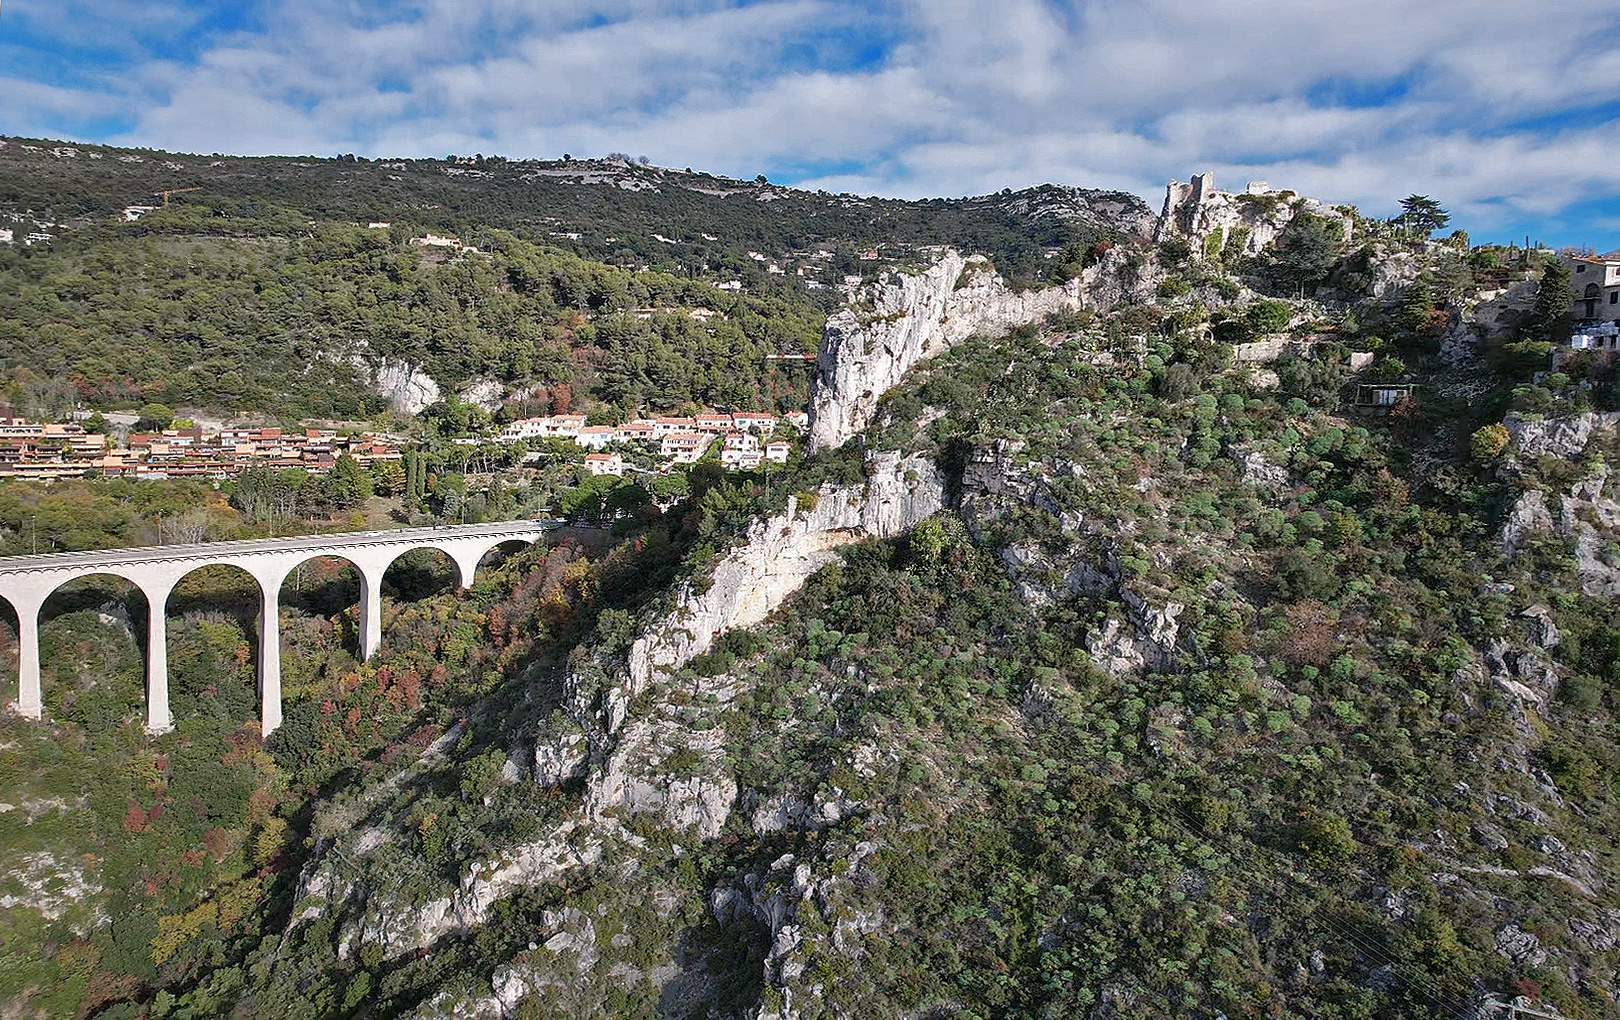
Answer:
xmin=1398 ymin=277 xmax=1435 ymax=334
xmin=1398 ymin=195 xmax=1450 ymax=237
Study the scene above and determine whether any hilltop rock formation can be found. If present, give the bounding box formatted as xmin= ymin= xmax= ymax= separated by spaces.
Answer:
xmin=804 ymin=176 xmax=1338 ymax=455
xmin=806 ymin=252 xmax=1090 ymax=452
xmin=1156 ymin=172 xmax=1354 ymax=257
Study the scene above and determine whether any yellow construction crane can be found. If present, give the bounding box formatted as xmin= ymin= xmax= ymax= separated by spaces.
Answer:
xmin=156 ymin=187 xmax=203 ymax=206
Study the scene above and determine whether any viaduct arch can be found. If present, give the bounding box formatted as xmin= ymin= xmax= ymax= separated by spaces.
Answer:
xmin=0 ymin=521 xmax=554 ymax=735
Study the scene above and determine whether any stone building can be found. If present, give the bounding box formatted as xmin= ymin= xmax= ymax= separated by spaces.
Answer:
xmin=1564 ymin=251 xmax=1620 ymax=322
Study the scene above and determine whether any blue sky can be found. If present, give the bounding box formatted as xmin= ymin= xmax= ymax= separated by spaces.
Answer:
xmin=5 ymin=0 xmax=1620 ymax=249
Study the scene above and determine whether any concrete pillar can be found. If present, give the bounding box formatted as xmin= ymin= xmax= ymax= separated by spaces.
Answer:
xmin=258 ymin=582 xmax=282 ymax=736
xmin=447 ymin=544 xmax=486 ymax=591
xmin=446 ymin=541 xmax=511 ymax=592
xmin=359 ymin=566 xmax=383 ymax=661
xmin=144 ymin=581 xmax=173 ymax=734
xmin=15 ymin=595 xmax=42 ymax=720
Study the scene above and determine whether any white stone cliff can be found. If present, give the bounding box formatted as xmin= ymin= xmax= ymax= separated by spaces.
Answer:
xmin=805 ymin=252 xmax=1090 ymax=453
xmin=802 ymin=176 xmax=1357 ymax=456
xmin=623 ymin=450 xmax=946 ymax=718
xmin=371 ymin=359 xmax=443 ymax=415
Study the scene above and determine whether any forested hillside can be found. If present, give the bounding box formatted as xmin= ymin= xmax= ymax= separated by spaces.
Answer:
xmin=4 ymin=148 xmax=1620 ymax=1020
xmin=0 ymin=219 xmax=823 ymax=421
xmin=0 ymin=136 xmax=1150 ymax=423
xmin=0 ymin=136 xmax=1150 ymax=288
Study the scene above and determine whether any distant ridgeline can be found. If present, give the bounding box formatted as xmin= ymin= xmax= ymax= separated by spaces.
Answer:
xmin=0 ymin=137 xmax=1151 ymax=284
xmin=0 ymin=137 xmax=1153 ymax=423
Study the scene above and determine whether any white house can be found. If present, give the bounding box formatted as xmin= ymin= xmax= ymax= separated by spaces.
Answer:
xmin=732 ymin=412 xmax=778 ymax=435
xmin=584 ymin=452 xmax=624 ymax=476
xmin=574 ymin=425 xmax=617 ymax=449
xmin=783 ymin=410 xmax=809 ymax=430
xmin=720 ymin=432 xmax=761 ymax=469
xmin=653 ymin=416 xmax=696 ymax=436
xmin=765 ymin=441 xmax=791 ymax=464
xmin=497 ymin=414 xmax=587 ymax=442
xmin=498 ymin=417 xmax=551 ymax=442
xmin=660 ymin=431 xmax=713 ymax=464
xmin=547 ymin=414 xmax=586 ymax=436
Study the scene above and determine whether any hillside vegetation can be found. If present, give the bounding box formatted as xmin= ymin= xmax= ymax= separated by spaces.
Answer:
xmin=0 ymin=220 xmax=823 ymax=421
xmin=3 ymin=149 xmax=1620 ymax=1020
xmin=0 ymin=137 xmax=1150 ymax=423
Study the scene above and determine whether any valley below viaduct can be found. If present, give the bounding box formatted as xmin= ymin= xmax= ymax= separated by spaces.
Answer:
xmin=0 ymin=521 xmax=554 ymax=734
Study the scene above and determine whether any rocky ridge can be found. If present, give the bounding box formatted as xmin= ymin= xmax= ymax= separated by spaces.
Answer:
xmin=803 ymin=172 xmax=1363 ymax=457
xmin=964 ymin=183 xmax=1157 ymax=236
xmin=623 ymin=450 xmax=946 ymax=713
xmin=291 ymin=449 xmax=946 ymax=970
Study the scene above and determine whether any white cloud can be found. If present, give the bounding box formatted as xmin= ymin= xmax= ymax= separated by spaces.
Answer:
xmin=6 ymin=0 xmax=1620 ymax=242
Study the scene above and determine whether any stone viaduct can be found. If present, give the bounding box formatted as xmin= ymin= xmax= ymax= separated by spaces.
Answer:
xmin=0 ymin=521 xmax=555 ymax=735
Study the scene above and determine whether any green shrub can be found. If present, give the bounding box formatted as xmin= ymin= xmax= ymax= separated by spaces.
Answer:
xmin=1294 ymin=811 xmax=1356 ymax=867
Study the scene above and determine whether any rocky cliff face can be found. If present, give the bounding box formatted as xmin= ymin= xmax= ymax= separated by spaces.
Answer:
xmin=1155 ymin=172 xmax=1354 ymax=257
xmin=291 ymin=449 xmax=946 ymax=967
xmin=802 ymin=175 xmax=1351 ymax=456
xmin=370 ymin=359 xmax=443 ymax=415
xmin=806 ymin=252 xmax=1090 ymax=453
xmin=1500 ymin=413 xmax=1620 ymax=595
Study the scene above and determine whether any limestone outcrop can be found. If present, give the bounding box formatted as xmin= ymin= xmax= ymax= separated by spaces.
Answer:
xmin=586 ymin=714 xmax=737 ymax=840
xmin=1156 ymin=172 xmax=1354 ymax=258
xmin=456 ymin=378 xmax=505 ymax=411
xmin=1499 ymin=413 xmax=1620 ymax=593
xmin=806 ymin=252 xmax=1089 ymax=452
xmin=1506 ymin=411 xmax=1620 ymax=461
xmin=623 ymin=450 xmax=946 ymax=713
xmin=956 ymin=439 xmax=1187 ymax=674
xmin=371 ymin=359 xmax=443 ymax=415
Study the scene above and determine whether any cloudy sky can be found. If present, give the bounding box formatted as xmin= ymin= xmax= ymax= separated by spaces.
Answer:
xmin=4 ymin=0 xmax=1620 ymax=248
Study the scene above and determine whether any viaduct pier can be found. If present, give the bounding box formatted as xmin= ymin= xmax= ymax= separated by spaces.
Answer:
xmin=0 ymin=521 xmax=554 ymax=735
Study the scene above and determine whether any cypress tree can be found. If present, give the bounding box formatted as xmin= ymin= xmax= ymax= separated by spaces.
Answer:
xmin=1531 ymin=259 xmax=1574 ymax=343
